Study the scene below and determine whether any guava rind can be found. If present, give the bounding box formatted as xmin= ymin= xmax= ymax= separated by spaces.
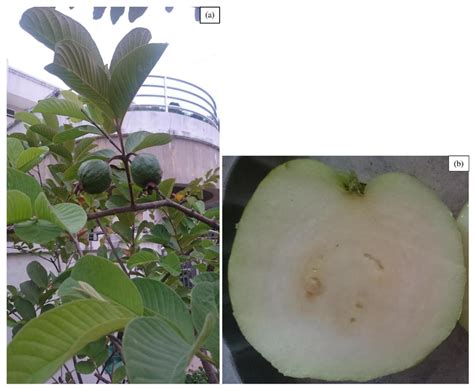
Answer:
xmin=77 ymin=159 xmax=112 ymax=194
xmin=229 ymin=159 xmax=465 ymax=382
xmin=457 ymin=202 xmax=468 ymax=331
xmin=130 ymin=153 xmax=162 ymax=188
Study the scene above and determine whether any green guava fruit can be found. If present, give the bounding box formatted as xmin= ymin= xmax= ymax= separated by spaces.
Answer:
xmin=130 ymin=153 xmax=163 ymax=188
xmin=228 ymin=159 xmax=465 ymax=382
xmin=77 ymin=159 xmax=112 ymax=194
xmin=457 ymin=202 xmax=468 ymax=331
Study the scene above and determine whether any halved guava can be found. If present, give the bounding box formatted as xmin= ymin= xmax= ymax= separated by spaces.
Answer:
xmin=457 ymin=202 xmax=468 ymax=331
xmin=228 ymin=159 xmax=465 ymax=382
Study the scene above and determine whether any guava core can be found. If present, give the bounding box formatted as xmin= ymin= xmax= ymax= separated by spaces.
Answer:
xmin=77 ymin=159 xmax=112 ymax=194
xmin=228 ymin=159 xmax=465 ymax=381
xmin=130 ymin=153 xmax=163 ymax=188
xmin=457 ymin=203 xmax=468 ymax=331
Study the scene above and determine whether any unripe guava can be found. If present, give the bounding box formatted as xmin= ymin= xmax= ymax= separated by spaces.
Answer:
xmin=78 ymin=159 xmax=112 ymax=194
xmin=130 ymin=153 xmax=163 ymax=188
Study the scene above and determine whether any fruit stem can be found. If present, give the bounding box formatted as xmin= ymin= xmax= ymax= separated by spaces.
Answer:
xmin=341 ymin=171 xmax=366 ymax=195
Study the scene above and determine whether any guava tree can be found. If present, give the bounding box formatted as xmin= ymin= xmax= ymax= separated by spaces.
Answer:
xmin=7 ymin=7 xmax=219 ymax=384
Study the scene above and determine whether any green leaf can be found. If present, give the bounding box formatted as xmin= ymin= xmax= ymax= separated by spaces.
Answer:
xmin=110 ymin=28 xmax=152 ymax=72
xmin=75 ymin=360 xmax=96 ymax=374
xmin=20 ymin=280 xmax=42 ymax=305
xmin=53 ymin=203 xmax=88 ymax=234
xmin=71 ymin=255 xmax=143 ymax=315
xmin=74 ymin=137 xmax=97 ymax=161
xmin=20 ymin=7 xmax=103 ymax=66
xmin=192 ymin=200 xmax=206 ymax=214
xmin=29 ymin=123 xmax=57 ymax=141
xmin=161 ymin=252 xmax=181 ymax=276
xmin=14 ymin=111 xmax=41 ymax=126
xmin=45 ymin=40 xmax=112 ymax=118
xmin=53 ymin=125 xmax=100 ymax=143
xmin=112 ymin=365 xmax=127 ymax=383
xmin=7 ymin=168 xmax=42 ymax=203
xmin=126 ymin=250 xmax=160 ymax=269
xmin=42 ymin=113 xmax=59 ymax=130
xmin=13 ymin=297 xmax=36 ymax=321
xmin=35 ymin=193 xmax=87 ymax=234
xmin=7 ymin=190 xmax=32 ymax=224
xmin=26 ymin=128 xmax=40 ymax=147
xmin=191 ymin=281 xmax=219 ymax=363
xmin=142 ymin=224 xmax=171 ymax=245
xmin=15 ymin=220 xmax=63 ymax=244
xmin=123 ymin=317 xmax=191 ymax=383
xmin=15 ymin=146 xmax=49 ymax=172
xmin=8 ymin=133 xmax=29 ymax=142
xmin=159 ymin=178 xmax=175 ymax=198
xmin=125 ymin=130 xmax=171 ymax=153
xmin=34 ymin=98 xmax=87 ymax=121
xmin=109 ymin=43 xmax=167 ymax=121
xmin=133 ymin=278 xmax=194 ymax=343
xmin=7 ymin=138 xmax=24 ymax=165
xmin=112 ymin=221 xmax=133 ymax=243
xmin=7 ymin=299 xmax=135 ymax=383
xmin=193 ymin=272 xmax=219 ymax=285
xmin=58 ymin=277 xmax=86 ymax=303
xmin=27 ymin=261 xmax=49 ymax=288
xmin=48 ymin=144 xmax=73 ymax=161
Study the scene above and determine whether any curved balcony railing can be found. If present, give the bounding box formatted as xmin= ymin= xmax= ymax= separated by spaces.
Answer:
xmin=133 ymin=75 xmax=219 ymax=130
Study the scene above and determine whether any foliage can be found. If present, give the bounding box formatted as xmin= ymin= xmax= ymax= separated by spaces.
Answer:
xmin=7 ymin=7 xmax=219 ymax=384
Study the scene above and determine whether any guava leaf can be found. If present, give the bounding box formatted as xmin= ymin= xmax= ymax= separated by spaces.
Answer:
xmin=125 ymin=130 xmax=171 ymax=153
xmin=14 ymin=220 xmax=63 ymax=244
xmin=20 ymin=280 xmax=42 ymax=305
xmin=159 ymin=178 xmax=175 ymax=198
xmin=126 ymin=251 xmax=160 ymax=269
xmin=123 ymin=314 xmax=214 ymax=383
xmin=133 ymin=278 xmax=194 ymax=343
xmin=48 ymin=144 xmax=73 ymax=161
xmin=53 ymin=203 xmax=88 ymax=234
xmin=192 ymin=272 xmax=219 ymax=285
xmin=7 ymin=190 xmax=32 ymax=224
xmin=110 ymin=28 xmax=151 ymax=72
xmin=161 ymin=252 xmax=181 ymax=276
xmin=71 ymin=255 xmax=144 ymax=315
xmin=15 ymin=146 xmax=49 ymax=172
xmin=14 ymin=111 xmax=41 ymax=126
xmin=33 ymin=98 xmax=87 ymax=121
xmin=20 ymin=7 xmax=103 ymax=66
xmin=7 ymin=167 xmax=43 ymax=203
xmin=45 ymin=40 xmax=113 ymax=119
xmin=7 ymin=299 xmax=135 ymax=383
xmin=13 ymin=297 xmax=36 ymax=321
xmin=34 ymin=193 xmax=86 ymax=234
xmin=109 ymin=43 xmax=167 ymax=122
xmin=191 ymin=281 xmax=219 ymax=364
xmin=7 ymin=138 xmax=24 ymax=165
xmin=26 ymin=261 xmax=49 ymax=288
xmin=28 ymin=124 xmax=57 ymax=141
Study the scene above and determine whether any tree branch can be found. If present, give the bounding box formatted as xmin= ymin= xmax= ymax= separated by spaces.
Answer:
xmin=95 ymin=219 xmax=130 ymax=276
xmin=81 ymin=108 xmax=122 ymax=153
xmin=87 ymin=198 xmax=219 ymax=230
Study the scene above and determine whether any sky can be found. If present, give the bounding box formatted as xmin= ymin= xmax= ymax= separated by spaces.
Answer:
xmin=5 ymin=5 xmax=223 ymax=114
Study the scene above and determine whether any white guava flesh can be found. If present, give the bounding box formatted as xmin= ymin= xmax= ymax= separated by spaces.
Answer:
xmin=457 ymin=203 xmax=468 ymax=331
xmin=228 ymin=159 xmax=465 ymax=381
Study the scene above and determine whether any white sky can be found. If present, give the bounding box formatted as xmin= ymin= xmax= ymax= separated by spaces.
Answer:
xmin=5 ymin=5 xmax=222 ymax=112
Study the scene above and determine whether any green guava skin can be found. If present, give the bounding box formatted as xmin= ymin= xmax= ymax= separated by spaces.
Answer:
xmin=131 ymin=153 xmax=163 ymax=188
xmin=78 ymin=159 xmax=112 ymax=194
xmin=457 ymin=202 xmax=469 ymax=331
